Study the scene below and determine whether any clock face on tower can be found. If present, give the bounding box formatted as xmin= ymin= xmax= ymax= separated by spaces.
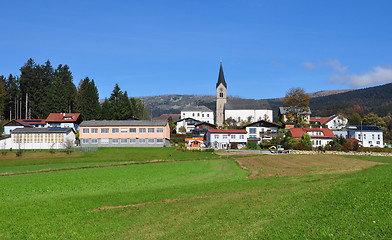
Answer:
xmin=220 ymin=87 xmax=223 ymax=91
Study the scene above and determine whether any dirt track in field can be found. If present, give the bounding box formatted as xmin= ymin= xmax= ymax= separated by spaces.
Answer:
xmin=234 ymin=154 xmax=385 ymax=178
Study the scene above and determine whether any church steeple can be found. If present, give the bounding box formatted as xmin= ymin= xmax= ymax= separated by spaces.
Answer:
xmin=216 ymin=61 xmax=227 ymax=89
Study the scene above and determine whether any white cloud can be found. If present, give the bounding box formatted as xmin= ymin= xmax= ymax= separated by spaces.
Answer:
xmin=301 ymin=62 xmax=316 ymax=69
xmin=301 ymin=59 xmax=347 ymax=72
xmin=330 ymin=66 xmax=392 ymax=87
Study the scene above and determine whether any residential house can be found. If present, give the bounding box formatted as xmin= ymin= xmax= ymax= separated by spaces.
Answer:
xmin=181 ymin=106 xmax=214 ymax=124
xmin=290 ymin=128 xmax=335 ymax=148
xmin=279 ymin=107 xmax=311 ymax=124
xmin=193 ymin=122 xmax=216 ymax=136
xmin=204 ymin=129 xmax=247 ymax=149
xmin=9 ymin=127 xmax=75 ymax=150
xmin=45 ymin=113 xmax=82 ymax=131
xmin=310 ymin=114 xmax=348 ymax=130
xmin=334 ymin=125 xmax=383 ymax=148
xmin=185 ymin=137 xmax=204 ymax=149
xmin=175 ymin=118 xmax=201 ymax=134
xmin=243 ymin=120 xmax=282 ymax=143
xmin=3 ymin=120 xmax=33 ymax=135
xmin=79 ymin=120 xmax=170 ymax=147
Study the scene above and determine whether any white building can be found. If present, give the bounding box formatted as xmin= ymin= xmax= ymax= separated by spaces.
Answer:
xmin=204 ymin=129 xmax=248 ymax=149
xmin=334 ymin=125 xmax=384 ymax=148
xmin=310 ymin=114 xmax=348 ymax=130
xmin=175 ymin=118 xmax=202 ymax=134
xmin=181 ymin=106 xmax=214 ymax=124
xmin=290 ymin=128 xmax=335 ymax=148
xmin=225 ymin=109 xmax=273 ymax=125
xmin=7 ymin=128 xmax=76 ymax=150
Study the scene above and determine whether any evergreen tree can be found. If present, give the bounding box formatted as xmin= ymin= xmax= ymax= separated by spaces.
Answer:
xmin=50 ymin=64 xmax=76 ymax=113
xmin=0 ymin=76 xmax=6 ymax=121
xmin=19 ymin=58 xmax=38 ymax=118
xmin=4 ymin=74 xmax=19 ymax=120
xmin=102 ymin=84 xmax=133 ymax=120
xmin=75 ymin=77 xmax=101 ymax=120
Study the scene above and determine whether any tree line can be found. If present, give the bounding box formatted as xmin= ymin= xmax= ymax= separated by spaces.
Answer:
xmin=0 ymin=58 xmax=149 ymax=122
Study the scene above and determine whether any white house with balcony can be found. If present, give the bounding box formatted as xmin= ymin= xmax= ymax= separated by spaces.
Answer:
xmin=334 ymin=125 xmax=384 ymax=148
xmin=204 ymin=129 xmax=247 ymax=149
xmin=181 ymin=106 xmax=214 ymax=124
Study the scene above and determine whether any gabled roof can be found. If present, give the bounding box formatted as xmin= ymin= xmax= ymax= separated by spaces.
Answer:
xmin=290 ymin=128 xmax=335 ymax=139
xmin=208 ymin=129 xmax=247 ymax=134
xmin=181 ymin=105 xmax=213 ymax=112
xmin=80 ymin=120 xmax=168 ymax=127
xmin=310 ymin=114 xmax=346 ymax=125
xmin=175 ymin=118 xmax=202 ymax=124
xmin=3 ymin=120 xmax=33 ymax=127
xmin=216 ymin=62 xmax=227 ymax=89
xmin=46 ymin=113 xmax=81 ymax=123
xmin=195 ymin=122 xmax=216 ymax=128
xmin=152 ymin=114 xmax=181 ymax=121
xmin=243 ymin=120 xmax=282 ymax=129
xmin=225 ymin=98 xmax=271 ymax=110
xmin=18 ymin=119 xmax=46 ymax=125
xmin=346 ymin=125 xmax=381 ymax=131
xmin=279 ymin=107 xmax=311 ymax=115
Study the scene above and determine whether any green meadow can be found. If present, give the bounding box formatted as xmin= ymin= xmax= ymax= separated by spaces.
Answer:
xmin=0 ymin=148 xmax=391 ymax=239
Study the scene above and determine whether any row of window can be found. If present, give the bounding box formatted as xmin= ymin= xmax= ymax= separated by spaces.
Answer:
xmin=248 ymin=128 xmax=277 ymax=134
xmin=81 ymin=138 xmax=164 ymax=144
xmin=357 ymin=134 xmax=381 ymax=140
xmin=82 ymin=127 xmax=164 ymax=134
xmin=312 ymin=140 xmax=323 ymax=146
xmin=13 ymin=134 xmax=65 ymax=143
xmin=183 ymin=113 xmax=211 ymax=118
xmin=213 ymin=134 xmax=245 ymax=140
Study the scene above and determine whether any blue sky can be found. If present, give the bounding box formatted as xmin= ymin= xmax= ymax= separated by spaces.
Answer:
xmin=1 ymin=0 xmax=391 ymax=100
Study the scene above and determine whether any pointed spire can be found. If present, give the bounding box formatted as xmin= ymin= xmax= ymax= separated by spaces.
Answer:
xmin=216 ymin=60 xmax=227 ymax=89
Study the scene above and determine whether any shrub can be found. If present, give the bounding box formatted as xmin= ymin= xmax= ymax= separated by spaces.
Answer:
xmin=246 ymin=141 xmax=256 ymax=150
xmin=230 ymin=142 xmax=238 ymax=149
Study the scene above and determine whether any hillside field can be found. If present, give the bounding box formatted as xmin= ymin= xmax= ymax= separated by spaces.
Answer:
xmin=0 ymin=148 xmax=391 ymax=239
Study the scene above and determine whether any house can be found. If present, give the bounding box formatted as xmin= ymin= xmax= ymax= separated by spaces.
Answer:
xmin=243 ymin=120 xmax=282 ymax=143
xmin=204 ymin=129 xmax=247 ymax=149
xmin=3 ymin=120 xmax=33 ymax=135
xmin=10 ymin=127 xmax=75 ymax=150
xmin=45 ymin=113 xmax=82 ymax=131
xmin=79 ymin=120 xmax=170 ymax=147
xmin=185 ymin=137 xmax=204 ymax=149
xmin=181 ymin=106 xmax=214 ymax=124
xmin=279 ymin=107 xmax=311 ymax=124
xmin=310 ymin=114 xmax=348 ymax=130
xmin=152 ymin=114 xmax=181 ymax=121
xmin=290 ymin=128 xmax=335 ymax=148
xmin=18 ymin=119 xmax=46 ymax=128
xmin=334 ymin=125 xmax=383 ymax=148
xmin=175 ymin=118 xmax=202 ymax=134
xmin=193 ymin=122 xmax=216 ymax=136
xmin=215 ymin=61 xmax=273 ymax=127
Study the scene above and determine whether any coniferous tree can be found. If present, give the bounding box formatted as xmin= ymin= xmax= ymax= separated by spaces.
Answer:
xmin=75 ymin=77 xmax=101 ymax=120
xmin=5 ymin=74 xmax=19 ymax=120
xmin=50 ymin=64 xmax=76 ymax=113
xmin=0 ymin=76 xmax=6 ymax=121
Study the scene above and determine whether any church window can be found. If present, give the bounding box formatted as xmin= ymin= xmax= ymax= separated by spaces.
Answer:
xmin=220 ymin=92 xmax=223 ymax=97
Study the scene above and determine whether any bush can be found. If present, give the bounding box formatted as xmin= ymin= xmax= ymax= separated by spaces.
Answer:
xmin=230 ymin=142 xmax=238 ymax=149
xmin=246 ymin=141 xmax=256 ymax=150
xmin=292 ymin=142 xmax=311 ymax=150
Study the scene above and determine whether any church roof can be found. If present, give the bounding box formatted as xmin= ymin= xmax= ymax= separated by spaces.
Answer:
xmin=182 ymin=105 xmax=213 ymax=112
xmin=225 ymin=98 xmax=272 ymax=110
xmin=216 ymin=62 xmax=227 ymax=89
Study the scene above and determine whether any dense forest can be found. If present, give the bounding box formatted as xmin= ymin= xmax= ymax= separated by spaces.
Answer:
xmin=0 ymin=58 xmax=148 ymax=122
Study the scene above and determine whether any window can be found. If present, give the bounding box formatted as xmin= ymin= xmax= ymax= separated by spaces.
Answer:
xmin=139 ymin=138 xmax=146 ymax=143
xmin=364 ymin=134 xmax=366 ymax=139
xmin=157 ymin=139 xmax=163 ymax=143
xmin=91 ymin=139 xmax=98 ymax=144
xmin=312 ymin=140 xmax=315 ymax=145
xmin=202 ymin=114 xmax=204 ymax=117
xmin=91 ymin=128 xmax=98 ymax=133
xmin=82 ymin=139 xmax=89 ymax=144
xmin=369 ymin=141 xmax=372 ymax=145
xmin=112 ymin=139 xmax=119 ymax=144
xmin=377 ymin=141 xmax=380 ymax=144
xmin=250 ymin=135 xmax=257 ymax=138
xmin=372 ymin=134 xmax=375 ymax=140
xmin=240 ymin=135 xmax=245 ymax=139
xmin=101 ymin=139 xmax=109 ymax=144
xmin=197 ymin=113 xmax=200 ymax=117
xmin=101 ymin=128 xmax=109 ymax=133
xmin=121 ymin=138 xmax=128 ymax=144
xmin=129 ymin=128 xmax=136 ymax=133
xmin=207 ymin=114 xmax=209 ymax=117
xmin=148 ymin=128 xmax=155 ymax=133
xmin=231 ymin=135 xmax=236 ymax=139
xmin=157 ymin=128 xmax=163 ymax=133
xmin=139 ymin=128 xmax=146 ymax=133
xmin=192 ymin=113 xmax=195 ymax=117
xmin=112 ymin=128 xmax=119 ymax=133
xmin=238 ymin=117 xmax=241 ymax=122
xmin=378 ymin=135 xmax=381 ymax=140
xmin=223 ymin=135 xmax=227 ymax=139
xmin=220 ymin=92 xmax=223 ymax=97
xmin=214 ymin=135 xmax=219 ymax=139
xmin=249 ymin=128 xmax=256 ymax=134
xmin=148 ymin=139 xmax=155 ymax=143
xmin=183 ymin=113 xmax=185 ymax=116
xmin=129 ymin=138 xmax=136 ymax=143
xmin=121 ymin=128 xmax=127 ymax=133
xmin=82 ymin=128 xmax=89 ymax=134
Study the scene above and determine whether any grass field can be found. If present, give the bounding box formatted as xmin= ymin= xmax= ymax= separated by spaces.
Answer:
xmin=0 ymin=149 xmax=391 ymax=239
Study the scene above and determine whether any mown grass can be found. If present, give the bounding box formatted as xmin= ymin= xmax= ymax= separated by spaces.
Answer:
xmin=0 ymin=151 xmax=391 ymax=239
xmin=0 ymin=147 xmax=219 ymax=174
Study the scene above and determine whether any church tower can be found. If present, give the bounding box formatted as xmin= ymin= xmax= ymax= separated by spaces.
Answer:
xmin=216 ymin=61 xmax=227 ymax=127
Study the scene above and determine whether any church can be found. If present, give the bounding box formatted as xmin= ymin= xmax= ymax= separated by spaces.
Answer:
xmin=215 ymin=62 xmax=273 ymax=127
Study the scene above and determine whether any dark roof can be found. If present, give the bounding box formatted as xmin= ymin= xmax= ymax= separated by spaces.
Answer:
xmin=3 ymin=120 xmax=33 ymax=127
xmin=225 ymin=98 xmax=271 ymax=110
xmin=175 ymin=118 xmax=202 ymax=124
xmin=152 ymin=114 xmax=181 ymax=120
xmin=243 ymin=120 xmax=282 ymax=129
xmin=182 ymin=105 xmax=213 ymax=112
xmin=80 ymin=120 xmax=168 ymax=127
xmin=346 ymin=125 xmax=381 ymax=131
xmin=279 ymin=107 xmax=311 ymax=115
xmin=195 ymin=122 xmax=216 ymax=128
xmin=11 ymin=128 xmax=74 ymax=134
xmin=216 ymin=62 xmax=227 ymax=89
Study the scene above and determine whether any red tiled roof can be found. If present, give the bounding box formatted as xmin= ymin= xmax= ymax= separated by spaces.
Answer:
xmin=152 ymin=114 xmax=181 ymax=120
xmin=310 ymin=116 xmax=334 ymax=125
xmin=208 ymin=129 xmax=247 ymax=134
xmin=290 ymin=128 xmax=335 ymax=139
xmin=46 ymin=113 xmax=81 ymax=122
xmin=18 ymin=119 xmax=46 ymax=125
